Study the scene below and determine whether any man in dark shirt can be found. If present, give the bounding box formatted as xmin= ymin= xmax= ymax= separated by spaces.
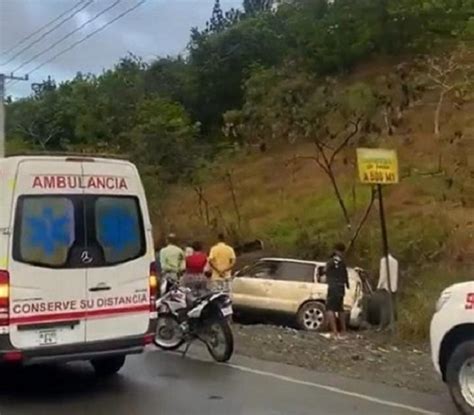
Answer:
xmin=325 ymin=242 xmax=350 ymax=338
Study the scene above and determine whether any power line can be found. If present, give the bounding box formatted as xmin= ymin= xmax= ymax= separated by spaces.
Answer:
xmin=9 ymin=0 xmax=123 ymax=74
xmin=1 ymin=0 xmax=94 ymax=66
xmin=1 ymin=0 xmax=88 ymax=58
xmin=8 ymin=0 xmax=147 ymax=88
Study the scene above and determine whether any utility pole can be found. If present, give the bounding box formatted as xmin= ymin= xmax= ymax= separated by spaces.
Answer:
xmin=0 ymin=73 xmax=29 ymax=158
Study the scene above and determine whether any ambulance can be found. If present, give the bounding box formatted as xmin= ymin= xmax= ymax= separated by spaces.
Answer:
xmin=431 ymin=281 xmax=474 ymax=414
xmin=0 ymin=156 xmax=158 ymax=376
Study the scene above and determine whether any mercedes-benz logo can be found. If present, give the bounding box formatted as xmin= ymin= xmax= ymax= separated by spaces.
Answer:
xmin=80 ymin=250 xmax=93 ymax=264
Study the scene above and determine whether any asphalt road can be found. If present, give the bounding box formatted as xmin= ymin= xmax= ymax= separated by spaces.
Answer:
xmin=0 ymin=348 xmax=455 ymax=415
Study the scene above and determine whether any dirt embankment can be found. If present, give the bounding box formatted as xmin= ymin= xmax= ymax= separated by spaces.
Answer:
xmin=232 ymin=323 xmax=444 ymax=394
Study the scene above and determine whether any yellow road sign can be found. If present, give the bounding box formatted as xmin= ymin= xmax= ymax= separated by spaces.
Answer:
xmin=357 ymin=148 xmax=399 ymax=184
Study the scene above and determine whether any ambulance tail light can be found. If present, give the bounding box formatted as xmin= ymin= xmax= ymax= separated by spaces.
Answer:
xmin=149 ymin=262 xmax=158 ymax=312
xmin=0 ymin=270 xmax=10 ymax=326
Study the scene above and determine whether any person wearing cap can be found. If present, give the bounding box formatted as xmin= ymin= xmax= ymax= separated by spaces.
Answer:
xmin=159 ymin=233 xmax=185 ymax=283
xmin=325 ymin=242 xmax=350 ymax=339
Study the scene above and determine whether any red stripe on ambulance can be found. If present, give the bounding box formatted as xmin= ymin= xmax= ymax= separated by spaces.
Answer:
xmin=10 ymin=304 xmax=150 ymax=325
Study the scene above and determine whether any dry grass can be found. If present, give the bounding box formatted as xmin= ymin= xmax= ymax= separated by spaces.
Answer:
xmin=148 ymin=58 xmax=474 ymax=341
xmin=397 ymin=264 xmax=472 ymax=341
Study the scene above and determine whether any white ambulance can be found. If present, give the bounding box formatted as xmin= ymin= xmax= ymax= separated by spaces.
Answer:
xmin=0 ymin=156 xmax=158 ymax=376
xmin=430 ymin=281 xmax=474 ymax=414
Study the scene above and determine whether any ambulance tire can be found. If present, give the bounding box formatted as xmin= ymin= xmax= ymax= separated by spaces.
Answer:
xmin=446 ymin=340 xmax=474 ymax=415
xmin=91 ymin=355 xmax=126 ymax=377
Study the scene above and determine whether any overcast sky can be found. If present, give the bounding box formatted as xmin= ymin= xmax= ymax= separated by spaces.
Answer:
xmin=0 ymin=0 xmax=241 ymax=97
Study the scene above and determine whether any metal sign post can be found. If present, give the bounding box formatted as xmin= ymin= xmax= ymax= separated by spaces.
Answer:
xmin=356 ymin=148 xmax=399 ymax=329
xmin=376 ymin=183 xmax=395 ymax=328
xmin=0 ymin=73 xmax=29 ymax=158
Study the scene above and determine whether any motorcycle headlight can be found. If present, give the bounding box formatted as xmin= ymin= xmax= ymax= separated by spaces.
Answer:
xmin=435 ymin=290 xmax=452 ymax=312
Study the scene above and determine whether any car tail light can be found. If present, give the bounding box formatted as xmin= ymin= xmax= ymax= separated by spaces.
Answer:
xmin=149 ymin=262 xmax=158 ymax=312
xmin=0 ymin=270 xmax=10 ymax=327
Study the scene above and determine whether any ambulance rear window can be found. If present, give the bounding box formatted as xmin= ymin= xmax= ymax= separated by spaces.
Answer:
xmin=13 ymin=195 xmax=146 ymax=269
xmin=15 ymin=197 xmax=76 ymax=267
xmin=94 ymin=196 xmax=144 ymax=265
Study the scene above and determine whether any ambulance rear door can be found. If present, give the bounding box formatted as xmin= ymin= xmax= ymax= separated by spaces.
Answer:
xmin=8 ymin=159 xmax=87 ymax=349
xmin=81 ymin=161 xmax=151 ymax=342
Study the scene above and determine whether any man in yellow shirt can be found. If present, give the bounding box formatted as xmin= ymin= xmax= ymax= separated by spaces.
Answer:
xmin=208 ymin=233 xmax=236 ymax=293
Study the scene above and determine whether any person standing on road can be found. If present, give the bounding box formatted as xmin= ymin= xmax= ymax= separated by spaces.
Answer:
xmin=159 ymin=233 xmax=185 ymax=284
xmin=325 ymin=242 xmax=350 ymax=339
xmin=208 ymin=233 xmax=236 ymax=293
xmin=182 ymin=241 xmax=209 ymax=295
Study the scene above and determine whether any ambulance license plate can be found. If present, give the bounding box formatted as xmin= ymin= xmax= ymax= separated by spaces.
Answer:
xmin=39 ymin=330 xmax=57 ymax=346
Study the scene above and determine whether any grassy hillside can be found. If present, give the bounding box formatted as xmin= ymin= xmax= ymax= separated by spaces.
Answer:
xmin=154 ymin=57 xmax=474 ymax=341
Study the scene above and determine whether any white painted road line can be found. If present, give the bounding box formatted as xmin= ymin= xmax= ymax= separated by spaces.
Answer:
xmin=224 ymin=363 xmax=441 ymax=415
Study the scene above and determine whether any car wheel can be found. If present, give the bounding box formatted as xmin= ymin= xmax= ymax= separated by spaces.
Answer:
xmin=296 ymin=301 xmax=326 ymax=332
xmin=446 ymin=340 xmax=474 ymax=415
xmin=91 ymin=355 xmax=126 ymax=377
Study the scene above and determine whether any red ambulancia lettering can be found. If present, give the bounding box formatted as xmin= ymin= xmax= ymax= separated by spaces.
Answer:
xmin=96 ymin=176 xmax=106 ymax=188
xmin=88 ymin=176 xmax=97 ymax=189
xmin=57 ymin=176 xmax=66 ymax=188
xmin=466 ymin=293 xmax=474 ymax=310
xmin=32 ymin=175 xmax=128 ymax=190
xmin=106 ymin=177 xmax=115 ymax=189
xmin=32 ymin=176 xmax=43 ymax=188
xmin=44 ymin=176 xmax=55 ymax=188
xmin=119 ymin=178 xmax=127 ymax=190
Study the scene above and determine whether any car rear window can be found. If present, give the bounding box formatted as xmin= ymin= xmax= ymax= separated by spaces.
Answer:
xmin=13 ymin=195 xmax=145 ymax=269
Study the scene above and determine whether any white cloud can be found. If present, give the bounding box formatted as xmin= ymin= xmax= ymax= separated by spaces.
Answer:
xmin=0 ymin=0 xmax=242 ymax=97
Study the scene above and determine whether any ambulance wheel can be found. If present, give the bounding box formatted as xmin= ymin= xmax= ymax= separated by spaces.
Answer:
xmin=91 ymin=355 xmax=126 ymax=377
xmin=446 ymin=340 xmax=474 ymax=415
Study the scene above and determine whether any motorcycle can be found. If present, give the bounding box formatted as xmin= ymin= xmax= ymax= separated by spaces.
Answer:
xmin=154 ymin=278 xmax=234 ymax=363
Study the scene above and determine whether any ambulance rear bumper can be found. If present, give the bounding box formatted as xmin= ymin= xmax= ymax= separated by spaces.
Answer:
xmin=0 ymin=335 xmax=148 ymax=364
xmin=0 ymin=319 xmax=157 ymax=364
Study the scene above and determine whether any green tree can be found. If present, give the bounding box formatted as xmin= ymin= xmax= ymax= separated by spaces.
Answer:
xmin=189 ymin=13 xmax=287 ymax=131
xmin=232 ymin=66 xmax=379 ymax=226
xmin=243 ymin=0 xmax=274 ymax=15
xmin=128 ymin=97 xmax=200 ymax=182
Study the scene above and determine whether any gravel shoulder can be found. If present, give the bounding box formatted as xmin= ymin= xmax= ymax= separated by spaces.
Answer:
xmin=232 ymin=323 xmax=444 ymax=394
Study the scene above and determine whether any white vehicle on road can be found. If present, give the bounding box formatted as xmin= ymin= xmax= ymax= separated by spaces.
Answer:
xmin=431 ymin=281 xmax=474 ymax=414
xmin=0 ymin=155 xmax=157 ymax=375
xmin=232 ymin=258 xmax=371 ymax=331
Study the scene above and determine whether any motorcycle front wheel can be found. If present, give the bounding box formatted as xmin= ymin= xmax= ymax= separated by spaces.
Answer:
xmin=154 ymin=315 xmax=185 ymax=350
xmin=204 ymin=318 xmax=234 ymax=363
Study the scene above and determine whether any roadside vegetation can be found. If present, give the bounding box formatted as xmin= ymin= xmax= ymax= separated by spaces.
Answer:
xmin=5 ymin=0 xmax=474 ymax=341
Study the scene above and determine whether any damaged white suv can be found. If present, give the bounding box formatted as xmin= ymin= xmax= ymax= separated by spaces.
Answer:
xmin=430 ymin=281 xmax=474 ymax=414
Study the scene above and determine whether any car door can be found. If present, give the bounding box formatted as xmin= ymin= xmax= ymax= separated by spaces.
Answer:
xmin=266 ymin=262 xmax=316 ymax=314
xmin=317 ymin=266 xmax=359 ymax=310
xmin=8 ymin=160 xmax=87 ymax=349
xmin=82 ymin=162 xmax=150 ymax=342
xmin=232 ymin=260 xmax=279 ymax=310
xmin=344 ymin=269 xmax=361 ymax=308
